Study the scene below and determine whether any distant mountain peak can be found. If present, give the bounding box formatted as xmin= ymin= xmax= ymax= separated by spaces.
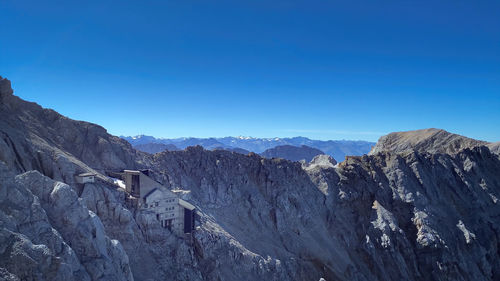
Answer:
xmin=260 ymin=145 xmax=325 ymax=162
xmin=369 ymin=128 xmax=488 ymax=155
xmin=122 ymin=135 xmax=375 ymax=162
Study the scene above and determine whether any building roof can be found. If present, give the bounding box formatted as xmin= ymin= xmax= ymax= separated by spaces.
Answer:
xmin=123 ymin=170 xmax=141 ymax=175
xmin=179 ymin=199 xmax=195 ymax=211
xmin=143 ymin=188 xmax=160 ymax=199
xmin=77 ymin=172 xmax=97 ymax=177
xmin=143 ymin=188 xmax=195 ymax=210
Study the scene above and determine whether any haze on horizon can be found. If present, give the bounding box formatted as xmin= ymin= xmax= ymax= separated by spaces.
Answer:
xmin=1 ymin=0 xmax=499 ymax=143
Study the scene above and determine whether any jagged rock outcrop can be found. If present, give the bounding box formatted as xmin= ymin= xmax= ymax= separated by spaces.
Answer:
xmin=1 ymin=76 xmax=499 ymax=281
xmin=260 ymin=145 xmax=325 ymax=162
xmin=0 ymin=76 xmax=148 ymax=184
xmin=148 ymin=142 xmax=500 ymax=281
xmin=488 ymin=142 xmax=500 ymax=155
xmin=0 ymin=161 xmax=133 ymax=281
xmin=80 ymin=181 xmax=202 ymax=281
xmin=306 ymin=154 xmax=337 ymax=168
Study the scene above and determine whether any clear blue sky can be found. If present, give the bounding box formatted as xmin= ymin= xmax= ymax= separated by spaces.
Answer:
xmin=1 ymin=0 xmax=499 ymax=142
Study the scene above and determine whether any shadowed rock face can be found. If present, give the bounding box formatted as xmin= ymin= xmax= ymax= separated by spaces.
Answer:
xmin=1 ymin=76 xmax=500 ymax=281
xmin=260 ymin=145 xmax=325 ymax=162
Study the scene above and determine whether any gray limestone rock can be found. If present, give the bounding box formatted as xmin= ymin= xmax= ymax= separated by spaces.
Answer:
xmin=1 ymin=76 xmax=500 ymax=281
xmin=14 ymin=171 xmax=133 ymax=281
xmin=369 ymin=128 xmax=488 ymax=155
xmin=0 ymin=160 xmax=132 ymax=281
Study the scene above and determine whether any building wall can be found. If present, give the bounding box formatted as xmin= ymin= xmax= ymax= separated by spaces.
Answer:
xmin=76 ymin=176 xmax=95 ymax=184
xmin=144 ymin=189 xmax=184 ymax=235
xmin=123 ymin=170 xmax=195 ymax=236
xmin=123 ymin=171 xmax=140 ymax=196
xmin=139 ymin=173 xmax=164 ymax=199
xmin=124 ymin=170 xmax=162 ymax=198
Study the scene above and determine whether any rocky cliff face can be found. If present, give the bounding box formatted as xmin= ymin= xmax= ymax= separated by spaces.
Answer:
xmin=1 ymin=76 xmax=499 ymax=281
xmin=148 ymin=143 xmax=500 ymax=281
xmin=0 ymin=162 xmax=133 ymax=281
xmin=0 ymin=76 xmax=148 ymax=184
xmin=488 ymin=142 xmax=500 ymax=155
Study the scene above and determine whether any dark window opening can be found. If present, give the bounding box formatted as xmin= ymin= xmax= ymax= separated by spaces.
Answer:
xmin=131 ymin=174 xmax=140 ymax=196
xmin=184 ymin=208 xmax=195 ymax=234
xmin=162 ymin=219 xmax=173 ymax=230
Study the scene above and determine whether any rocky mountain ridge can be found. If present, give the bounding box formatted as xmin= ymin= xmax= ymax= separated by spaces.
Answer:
xmin=122 ymin=135 xmax=375 ymax=162
xmin=1 ymin=76 xmax=499 ymax=281
xmin=133 ymin=143 xmax=179 ymax=154
xmin=260 ymin=144 xmax=326 ymax=162
xmin=369 ymin=128 xmax=490 ymax=155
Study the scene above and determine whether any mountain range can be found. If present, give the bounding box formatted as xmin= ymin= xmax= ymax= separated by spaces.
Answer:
xmin=122 ymin=135 xmax=375 ymax=162
xmin=1 ymin=76 xmax=499 ymax=281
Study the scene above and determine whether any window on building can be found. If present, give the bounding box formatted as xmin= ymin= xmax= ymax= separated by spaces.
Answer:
xmin=163 ymin=219 xmax=173 ymax=230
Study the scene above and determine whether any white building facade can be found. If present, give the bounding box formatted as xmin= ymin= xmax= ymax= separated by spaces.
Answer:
xmin=75 ymin=172 xmax=96 ymax=184
xmin=123 ymin=170 xmax=196 ymax=236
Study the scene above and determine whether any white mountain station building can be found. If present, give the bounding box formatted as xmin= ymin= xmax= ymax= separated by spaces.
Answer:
xmin=75 ymin=172 xmax=97 ymax=184
xmin=123 ymin=170 xmax=196 ymax=236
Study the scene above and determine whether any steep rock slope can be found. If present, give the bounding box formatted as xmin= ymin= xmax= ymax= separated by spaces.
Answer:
xmin=149 ymin=143 xmax=500 ymax=281
xmin=260 ymin=144 xmax=325 ymax=162
xmin=1 ymin=76 xmax=500 ymax=281
xmin=488 ymin=142 xmax=500 ymax=155
xmin=0 ymin=162 xmax=133 ymax=281
xmin=0 ymin=76 xmax=148 ymax=184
